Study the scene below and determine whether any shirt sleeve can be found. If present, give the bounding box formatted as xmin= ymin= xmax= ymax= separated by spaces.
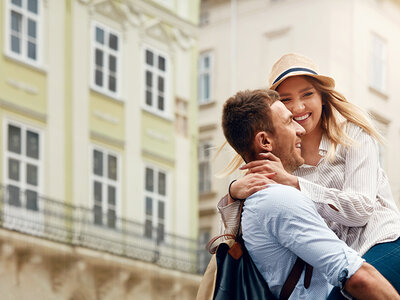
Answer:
xmin=298 ymin=126 xmax=379 ymax=227
xmin=256 ymin=185 xmax=364 ymax=287
xmin=217 ymin=195 xmax=241 ymax=236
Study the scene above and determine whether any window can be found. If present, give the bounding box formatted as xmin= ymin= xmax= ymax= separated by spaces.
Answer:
xmin=92 ymin=22 xmax=120 ymax=97
xmin=198 ymin=52 xmax=212 ymax=104
xmin=198 ymin=141 xmax=212 ymax=193
xmin=144 ymin=166 xmax=168 ymax=243
xmin=6 ymin=0 xmax=41 ymax=64
xmin=4 ymin=122 xmax=42 ymax=212
xmin=370 ymin=34 xmax=387 ymax=93
xmin=144 ymin=47 xmax=169 ymax=116
xmin=175 ymin=97 xmax=188 ymax=137
xmin=92 ymin=147 xmax=119 ymax=228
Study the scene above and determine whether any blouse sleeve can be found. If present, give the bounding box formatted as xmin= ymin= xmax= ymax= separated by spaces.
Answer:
xmin=299 ymin=125 xmax=379 ymax=227
xmin=217 ymin=195 xmax=241 ymax=236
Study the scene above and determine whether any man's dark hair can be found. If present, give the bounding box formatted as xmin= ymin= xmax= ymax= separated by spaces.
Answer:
xmin=222 ymin=89 xmax=279 ymax=162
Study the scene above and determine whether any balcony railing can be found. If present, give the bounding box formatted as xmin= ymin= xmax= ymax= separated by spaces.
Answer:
xmin=0 ymin=184 xmax=209 ymax=274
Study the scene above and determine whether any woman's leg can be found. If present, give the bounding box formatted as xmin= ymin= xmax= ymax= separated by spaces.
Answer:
xmin=362 ymin=237 xmax=400 ymax=293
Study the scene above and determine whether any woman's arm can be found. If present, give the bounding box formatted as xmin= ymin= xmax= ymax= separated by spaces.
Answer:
xmin=296 ymin=127 xmax=379 ymax=227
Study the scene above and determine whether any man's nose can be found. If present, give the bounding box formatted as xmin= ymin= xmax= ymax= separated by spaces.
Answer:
xmin=296 ymin=122 xmax=306 ymax=136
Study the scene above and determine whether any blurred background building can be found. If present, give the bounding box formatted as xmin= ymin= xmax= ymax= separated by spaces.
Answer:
xmin=0 ymin=0 xmax=201 ymax=299
xmin=197 ymin=0 xmax=400 ymax=267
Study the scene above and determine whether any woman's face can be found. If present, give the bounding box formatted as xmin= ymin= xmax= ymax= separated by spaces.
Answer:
xmin=276 ymin=76 xmax=323 ymax=136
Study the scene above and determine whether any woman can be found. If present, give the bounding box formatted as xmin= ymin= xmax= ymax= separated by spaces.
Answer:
xmin=219 ymin=53 xmax=400 ymax=294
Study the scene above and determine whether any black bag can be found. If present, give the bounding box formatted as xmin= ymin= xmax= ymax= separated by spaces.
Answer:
xmin=210 ymin=201 xmax=313 ymax=300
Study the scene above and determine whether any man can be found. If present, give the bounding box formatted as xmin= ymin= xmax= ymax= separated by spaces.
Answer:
xmin=220 ymin=89 xmax=399 ymax=299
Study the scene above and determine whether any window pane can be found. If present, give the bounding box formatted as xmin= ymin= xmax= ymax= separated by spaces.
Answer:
xmin=12 ymin=0 xmax=22 ymax=7
xmin=27 ymin=41 xmax=36 ymax=60
xmin=107 ymin=209 xmax=116 ymax=228
xmin=158 ymin=201 xmax=165 ymax=219
xmin=158 ymin=56 xmax=166 ymax=71
xmin=145 ymin=168 xmax=154 ymax=192
xmin=146 ymin=71 xmax=152 ymax=87
xmin=8 ymin=158 xmax=20 ymax=181
xmin=109 ymin=33 xmax=118 ymax=51
xmin=11 ymin=36 xmax=21 ymax=54
xmin=146 ymin=91 xmax=152 ymax=106
xmin=93 ymin=150 xmax=103 ymax=176
xmin=144 ymin=219 xmax=152 ymax=238
xmin=26 ymin=164 xmax=38 ymax=186
xmin=8 ymin=185 xmax=21 ymax=207
xmin=95 ymin=70 xmax=103 ymax=87
xmin=145 ymin=196 xmax=152 ymax=215
xmin=28 ymin=19 xmax=36 ymax=38
xmin=26 ymin=131 xmax=39 ymax=159
xmin=28 ymin=0 xmax=38 ymax=14
xmin=157 ymin=223 xmax=164 ymax=242
xmin=109 ymin=55 xmax=116 ymax=72
xmin=95 ymin=27 xmax=104 ymax=44
xmin=94 ymin=205 xmax=102 ymax=225
xmin=158 ymin=76 xmax=164 ymax=92
xmin=158 ymin=96 xmax=164 ymax=111
xmin=8 ymin=125 xmax=21 ymax=154
xmin=95 ymin=49 xmax=103 ymax=67
xmin=158 ymin=172 xmax=166 ymax=196
xmin=26 ymin=190 xmax=38 ymax=211
xmin=109 ymin=75 xmax=116 ymax=92
xmin=11 ymin=12 xmax=21 ymax=32
xmin=108 ymin=155 xmax=117 ymax=180
xmin=204 ymin=74 xmax=210 ymax=100
xmin=146 ymin=50 xmax=153 ymax=66
xmin=204 ymin=55 xmax=210 ymax=68
xmin=108 ymin=185 xmax=116 ymax=205
xmin=94 ymin=181 xmax=102 ymax=203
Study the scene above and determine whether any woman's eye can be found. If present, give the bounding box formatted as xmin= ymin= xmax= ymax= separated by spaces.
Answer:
xmin=280 ymin=98 xmax=290 ymax=102
xmin=304 ymin=92 xmax=313 ymax=97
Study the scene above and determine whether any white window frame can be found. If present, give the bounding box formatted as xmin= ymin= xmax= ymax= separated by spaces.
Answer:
xmin=142 ymin=45 xmax=171 ymax=118
xmin=4 ymin=0 xmax=43 ymax=67
xmin=143 ymin=164 xmax=169 ymax=242
xmin=2 ymin=118 xmax=44 ymax=230
xmin=90 ymin=145 xmax=121 ymax=229
xmin=90 ymin=21 xmax=122 ymax=99
xmin=198 ymin=52 xmax=213 ymax=105
xmin=370 ymin=34 xmax=387 ymax=93
xmin=198 ymin=140 xmax=212 ymax=194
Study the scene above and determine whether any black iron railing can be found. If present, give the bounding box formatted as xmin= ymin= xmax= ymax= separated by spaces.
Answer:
xmin=0 ymin=184 xmax=210 ymax=274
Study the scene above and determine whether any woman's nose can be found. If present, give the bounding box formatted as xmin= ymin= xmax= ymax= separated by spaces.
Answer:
xmin=292 ymin=100 xmax=305 ymax=114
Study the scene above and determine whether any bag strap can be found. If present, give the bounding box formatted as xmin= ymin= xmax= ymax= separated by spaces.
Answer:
xmin=279 ymin=258 xmax=313 ymax=300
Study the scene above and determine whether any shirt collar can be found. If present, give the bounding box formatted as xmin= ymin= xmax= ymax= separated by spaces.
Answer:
xmin=319 ymin=134 xmax=330 ymax=155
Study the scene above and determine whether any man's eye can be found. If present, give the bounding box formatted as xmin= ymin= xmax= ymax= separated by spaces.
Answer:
xmin=304 ymin=92 xmax=313 ymax=97
xmin=280 ymin=98 xmax=291 ymax=102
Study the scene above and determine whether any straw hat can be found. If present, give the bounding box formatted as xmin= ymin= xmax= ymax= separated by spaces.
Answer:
xmin=268 ymin=53 xmax=335 ymax=90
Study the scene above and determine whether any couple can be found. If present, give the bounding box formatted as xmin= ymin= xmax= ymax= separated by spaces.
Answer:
xmin=218 ymin=54 xmax=400 ymax=299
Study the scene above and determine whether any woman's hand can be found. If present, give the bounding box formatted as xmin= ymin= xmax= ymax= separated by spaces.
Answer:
xmin=240 ymin=152 xmax=300 ymax=189
xmin=229 ymin=173 xmax=276 ymax=203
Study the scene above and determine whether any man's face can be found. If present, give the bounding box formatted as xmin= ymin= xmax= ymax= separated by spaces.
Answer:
xmin=269 ymin=101 xmax=306 ymax=172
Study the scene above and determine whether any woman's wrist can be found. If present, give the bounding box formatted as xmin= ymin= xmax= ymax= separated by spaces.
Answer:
xmin=229 ymin=180 xmax=245 ymax=202
xmin=286 ymin=175 xmax=300 ymax=190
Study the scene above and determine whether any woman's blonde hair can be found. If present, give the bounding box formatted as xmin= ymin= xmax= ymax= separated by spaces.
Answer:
xmin=217 ymin=76 xmax=383 ymax=176
xmin=307 ymin=76 xmax=383 ymax=161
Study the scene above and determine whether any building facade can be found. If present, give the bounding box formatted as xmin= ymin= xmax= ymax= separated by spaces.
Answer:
xmin=0 ymin=0 xmax=201 ymax=299
xmin=197 ymin=0 xmax=400 ymax=259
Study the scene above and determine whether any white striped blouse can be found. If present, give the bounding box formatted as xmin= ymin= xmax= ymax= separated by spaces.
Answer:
xmin=218 ymin=123 xmax=400 ymax=256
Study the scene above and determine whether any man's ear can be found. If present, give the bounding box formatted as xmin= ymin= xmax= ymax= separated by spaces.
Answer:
xmin=254 ymin=131 xmax=273 ymax=152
